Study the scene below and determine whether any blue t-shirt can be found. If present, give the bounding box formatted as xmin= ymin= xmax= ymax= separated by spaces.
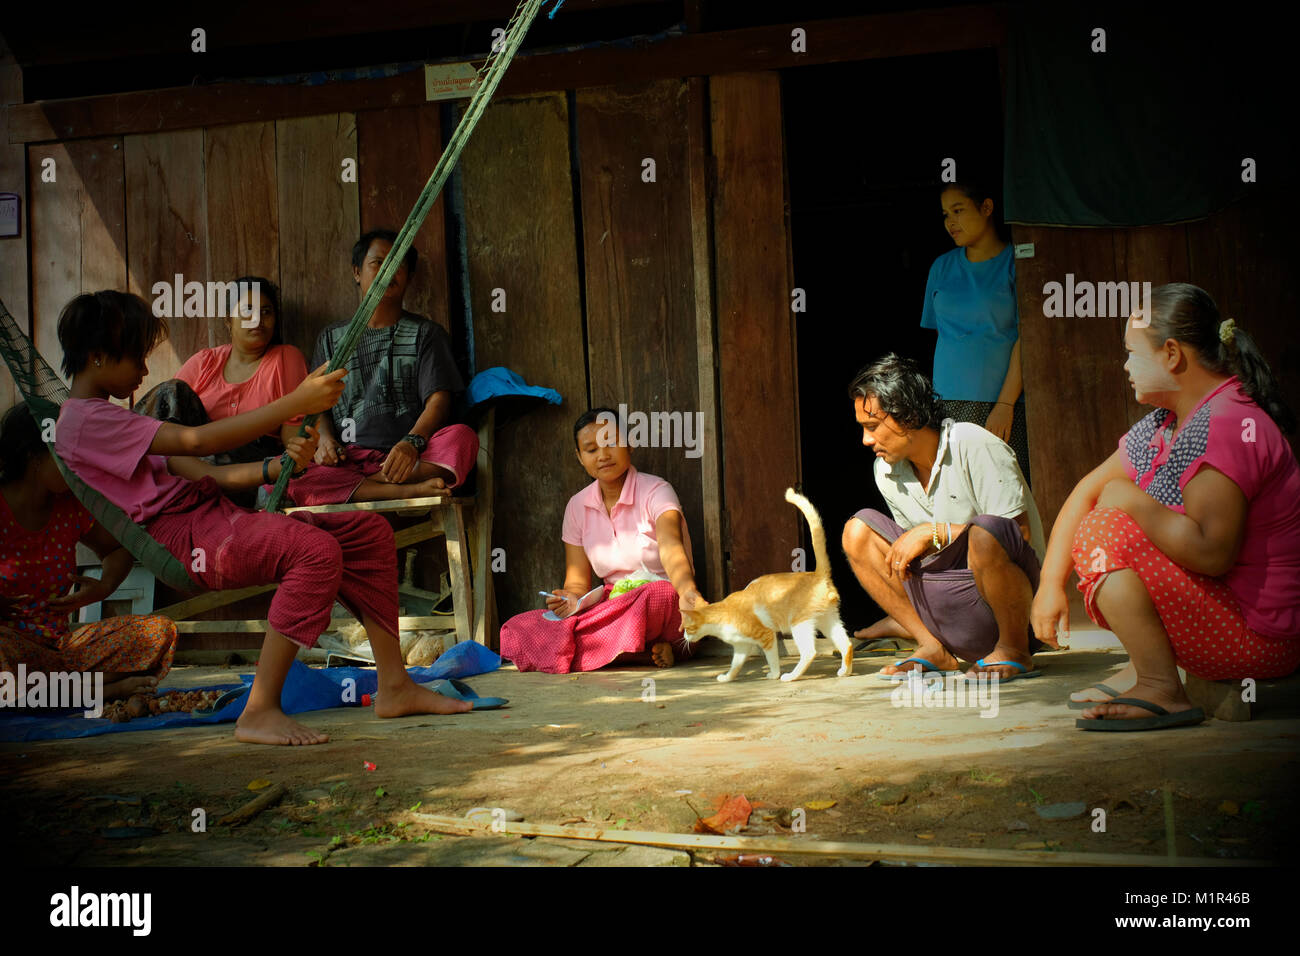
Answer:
xmin=920 ymin=245 xmax=1020 ymax=403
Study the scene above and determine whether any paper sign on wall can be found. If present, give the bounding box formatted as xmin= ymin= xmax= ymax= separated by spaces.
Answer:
xmin=0 ymin=194 xmax=19 ymax=238
xmin=425 ymin=63 xmax=481 ymax=102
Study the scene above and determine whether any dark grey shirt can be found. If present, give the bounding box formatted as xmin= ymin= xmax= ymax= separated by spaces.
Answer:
xmin=313 ymin=311 xmax=463 ymax=451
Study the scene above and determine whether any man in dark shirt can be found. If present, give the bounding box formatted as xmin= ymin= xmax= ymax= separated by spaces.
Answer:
xmin=288 ymin=230 xmax=478 ymax=505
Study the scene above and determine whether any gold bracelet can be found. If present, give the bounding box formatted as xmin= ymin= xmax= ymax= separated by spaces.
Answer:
xmin=931 ymin=523 xmax=941 ymax=550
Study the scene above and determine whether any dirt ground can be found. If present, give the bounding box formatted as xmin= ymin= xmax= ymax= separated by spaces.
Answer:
xmin=4 ymin=604 xmax=1298 ymax=867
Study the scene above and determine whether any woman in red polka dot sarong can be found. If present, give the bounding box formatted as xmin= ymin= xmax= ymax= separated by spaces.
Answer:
xmin=1 ymin=404 xmax=177 ymax=700
xmin=1030 ymin=284 xmax=1300 ymax=731
xmin=498 ymin=408 xmax=706 ymax=674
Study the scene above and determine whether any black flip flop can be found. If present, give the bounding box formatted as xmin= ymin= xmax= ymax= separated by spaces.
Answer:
xmin=1075 ymin=697 xmax=1205 ymax=731
xmin=1066 ymin=681 xmax=1122 ymax=709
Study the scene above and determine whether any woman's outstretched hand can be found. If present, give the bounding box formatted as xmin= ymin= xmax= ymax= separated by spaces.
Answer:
xmin=47 ymin=574 xmax=113 ymax=612
xmin=292 ymin=363 xmax=347 ymax=416
xmin=545 ymin=589 xmax=581 ymax=613
xmin=679 ymin=588 xmax=707 ymax=612
xmin=1029 ymin=584 xmax=1069 ymax=649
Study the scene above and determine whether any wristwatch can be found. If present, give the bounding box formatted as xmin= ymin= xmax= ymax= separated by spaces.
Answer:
xmin=401 ymin=433 xmax=428 ymax=454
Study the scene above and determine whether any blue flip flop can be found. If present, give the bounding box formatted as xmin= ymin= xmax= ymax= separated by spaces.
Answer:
xmin=965 ymin=658 xmax=1042 ymax=682
xmin=419 ymin=678 xmax=508 ymax=710
xmin=876 ymin=657 xmax=963 ymax=681
xmin=191 ymin=684 xmax=250 ymax=718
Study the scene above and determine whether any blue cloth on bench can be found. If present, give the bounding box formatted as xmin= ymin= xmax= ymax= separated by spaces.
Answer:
xmin=0 ymin=640 xmax=500 ymax=742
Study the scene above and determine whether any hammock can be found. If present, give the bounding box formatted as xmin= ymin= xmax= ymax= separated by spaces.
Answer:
xmin=0 ymin=0 xmax=551 ymax=587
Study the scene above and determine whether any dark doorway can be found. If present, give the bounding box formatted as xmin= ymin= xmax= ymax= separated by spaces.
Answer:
xmin=782 ymin=50 xmax=1005 ymax=632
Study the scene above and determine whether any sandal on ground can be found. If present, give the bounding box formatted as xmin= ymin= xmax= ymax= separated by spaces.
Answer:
xmin=854 ymin=637 xmax=907 ymax=655
xmin=876 ymin=657 xmax=963 ymax=681
xmin=418 ymin=677 xmax=509 ymax=710
xmin=1067 ymin=681 xmax=1122 ymax=709
xmin=965 ymin=658 xmax=1041 ymax=682
xmin=1075 ymin=697 xmax=1205 ymax=732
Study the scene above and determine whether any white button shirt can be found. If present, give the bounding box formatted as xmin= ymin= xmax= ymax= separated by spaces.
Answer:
xmin=873 ymin=419 xmax=1046 ymax=561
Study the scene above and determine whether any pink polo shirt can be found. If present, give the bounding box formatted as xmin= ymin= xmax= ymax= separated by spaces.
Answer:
xmin=175 ymin=344 xmax=308 ymax=436
xmin=561 ymin=467 xmax=694 ymax=583
xmin=1120 ymin=376 xmax=1300 ymax=637
xmin=56 ymin=398 xmax=192 ymax=524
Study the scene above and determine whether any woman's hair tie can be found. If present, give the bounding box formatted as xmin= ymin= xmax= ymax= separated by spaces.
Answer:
xmin=1218 ymin=317 xmax=1237 ymax=346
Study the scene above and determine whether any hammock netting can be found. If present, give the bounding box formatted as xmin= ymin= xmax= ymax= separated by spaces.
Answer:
xmin=0 ymin=0 xmax=549 ymax=589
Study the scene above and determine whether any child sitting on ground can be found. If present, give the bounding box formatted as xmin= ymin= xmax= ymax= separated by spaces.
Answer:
xmin=1 ymin=403 xmax=177 ymax=700
xmin=53 ymin=290 xmax=471 ymax=746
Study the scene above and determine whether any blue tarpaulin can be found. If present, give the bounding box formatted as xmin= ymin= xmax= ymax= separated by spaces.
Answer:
xmin=0 ymin=641 xmax=500 ymax=742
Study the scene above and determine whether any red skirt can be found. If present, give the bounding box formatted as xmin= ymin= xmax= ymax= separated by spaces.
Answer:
xmin=499 ymin=580 xmax=691 ymax=674
xmin=1072 ymin=506 xmax=1300 ymax=680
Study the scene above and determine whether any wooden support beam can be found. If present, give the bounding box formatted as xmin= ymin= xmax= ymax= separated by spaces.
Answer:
xmin=173 ymin=615 xmax=454 ymax=633
xmin=284 ymin=496 xmax=468 ymax=514
xmin=9 ymin=6 xmax=1006 ymax=144
xmin=155 ymin=584 xmax=277 ymax=620
xmin=405 ymin=813 xmax=1263 ymax=867
xmin=441 ymin=504 xmax=473 ymax=644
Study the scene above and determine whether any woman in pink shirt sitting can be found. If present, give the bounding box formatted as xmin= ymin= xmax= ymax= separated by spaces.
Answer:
xmin=499 ymin=407 xmax=707 ymax=673
xmin=1031 ymin=283 xmax=1300 ymax=731
xmin=134 ymin=277 xmax=307 ymax=504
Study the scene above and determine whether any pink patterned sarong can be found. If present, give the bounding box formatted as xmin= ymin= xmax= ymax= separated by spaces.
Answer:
xmin=287 ymin=424 xmax=479 ymax=506
xmin=499 ymin=579 xmax=691 ymax=674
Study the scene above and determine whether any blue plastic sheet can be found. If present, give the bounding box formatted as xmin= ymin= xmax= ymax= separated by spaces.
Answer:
xmin=0 ymin=641 xmax=500 ymax=742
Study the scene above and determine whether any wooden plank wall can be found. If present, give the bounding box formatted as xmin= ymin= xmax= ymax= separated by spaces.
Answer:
xmin=710 ymin=73 xmax=802 ymax=591
xmin=0 ymin=51 xmax=26 ymax=411
xmin=461 ymin=94 xmax=588 ymax=621
xmin=22 ymin=109 xmax=448 ymax=397
xmin=125 ymin=130 xmax=208 ymax=397
xmin=276 ymin=114 xmax=361 ymax=364
xmin=575 ymin=79 xmax=705 ymax=582
xmin=1013 ymin=190 xmax=1294 ymax=530
xmin=357 ymin=105 xmax=450 ymax=330
xmin=28 ymin=138 xmax=127 ymax=380
xmin=204 ymin=122 xmax=280 ymax=310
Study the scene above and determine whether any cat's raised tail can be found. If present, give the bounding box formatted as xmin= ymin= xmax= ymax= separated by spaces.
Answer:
xmin=784 ymin=488 xmax=836 ymax=589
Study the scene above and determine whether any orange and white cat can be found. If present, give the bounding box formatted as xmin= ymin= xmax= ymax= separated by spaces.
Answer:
xmin=681 ymin=488 xmax=854 ymax=682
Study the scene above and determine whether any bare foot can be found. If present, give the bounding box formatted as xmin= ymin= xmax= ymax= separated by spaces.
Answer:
xmin=650 ymin=642 xmax=675 ymax=668
xmin=853 ymin=615 xmax=911 ymax=642
xmin=102 ymin=675 xmax=158 ymax=700
xmin=373 ymin=678 xmax=472 ymax=718
xmin=1080 ymin=677 xmax=1195 ymax=722
xmin=235 ymin=706 xmax=330 ymax=745
xmin=1070 ymin=664 xmax=1136 ymax=704
xmin=965 ymin=642 xmax=1034 ymax=679
xmin=880 ymin=643 xmax=959 ymax=676
xmin=411 ymin=476 xmax=449 ymax=497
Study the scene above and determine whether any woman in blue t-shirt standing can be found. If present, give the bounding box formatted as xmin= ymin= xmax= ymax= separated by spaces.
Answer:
xmin=921 ymin=180 xmax=1031 ymax=486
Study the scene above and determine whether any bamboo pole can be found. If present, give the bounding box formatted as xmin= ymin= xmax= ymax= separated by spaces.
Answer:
xmin=218 ymin=783 xmax=287 ymax=827
xmin=403 ymin=813 xmax=1266 ymax=867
